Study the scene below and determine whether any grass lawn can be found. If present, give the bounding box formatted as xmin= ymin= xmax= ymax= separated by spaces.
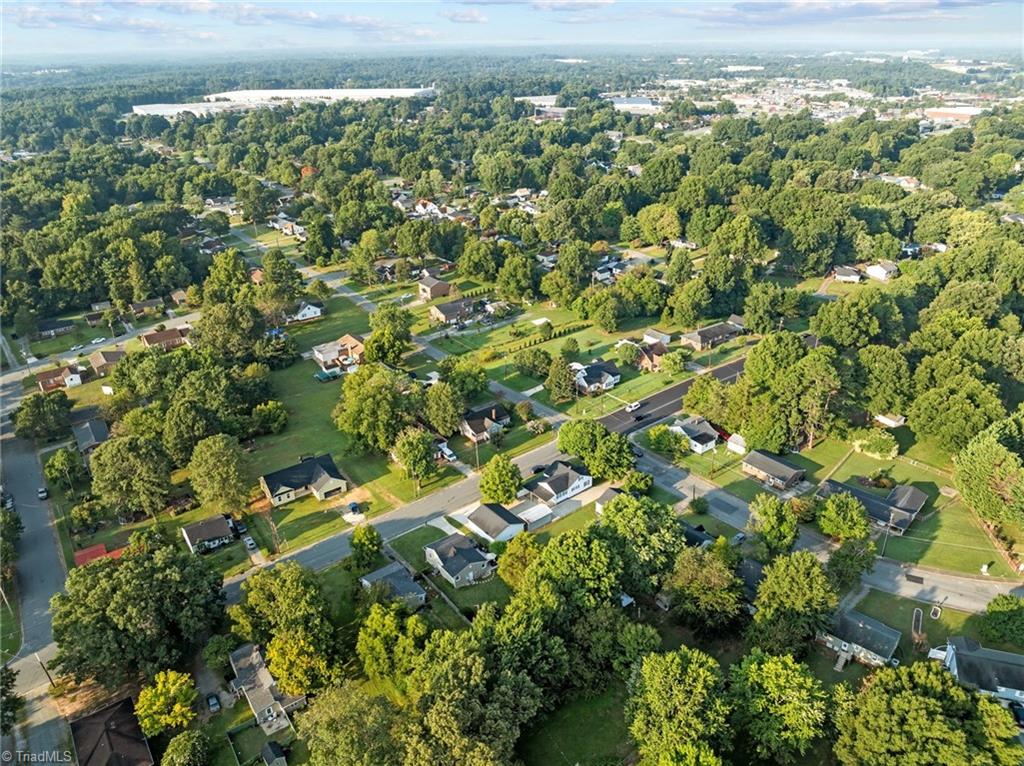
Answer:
xmin=786 ymin=438 xmax=851 ymax=484
xmin=449 ymin=425 xmax=555 ymax=469
xmin=283 ymin=295 xmax=371 ymax=350
xmin=432 ymin=572 xmax=511 ymax=611
xmin=681 ymin=511 xmax=741 ymax=540
xmin=1 ymin=599 xmax=21 ymax=662
xmin=517 ymin=680 xmax=632 ymax=766
xmin=854 ymin=588 xmax=1024 ymax=663
xmin=389 ymin=526 xmax=447 ymax=571
xmin=533 ymin=503 xmax=597 ymax=545
xmin=648 ymin=485 xmax=683 ymax=507
xmin=205 ymin=702 xmax=261 ymax=766
xmin=229 ymin=722 xmax=303 ymax=766
xmin=65 ymin=378 xmax=115 ymax=411
xmin=891 ymin=425 xmax=954 ymax=471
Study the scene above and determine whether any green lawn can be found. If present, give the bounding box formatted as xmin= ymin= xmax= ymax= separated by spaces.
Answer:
xmin=533 ymin=503 xmax=597 ymax=545
xmin=432 ymin=572 xmax=511 ymax=612
xmin=1 ymin=599 xmax=21 ymax=662
xmin=785 ymin=438 xmax=851 ymax=483
xmin=284 ymin=295 xmax=371 ymax=350
xmin=205 ymin=701 xmax=263 ymax=766
xmin=389 ymin=526 xmax=447 ymax=571
xmin=648 ymin=485 xmax=684 ymax=508
xmin=449 ymin=425 xmax=555 ymax=469
xmin=891 ymin=425 xmax=954 ymax=471
xmin=854 ymin=588 xmax=1024 ymax=663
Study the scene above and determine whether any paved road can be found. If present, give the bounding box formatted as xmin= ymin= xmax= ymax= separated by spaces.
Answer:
xmin=0 ymin=374 xmax=70 ymax=761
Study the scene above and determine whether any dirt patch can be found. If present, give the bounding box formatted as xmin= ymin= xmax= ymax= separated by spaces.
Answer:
xmin=50 ymin=676 xmax=140 ymax=719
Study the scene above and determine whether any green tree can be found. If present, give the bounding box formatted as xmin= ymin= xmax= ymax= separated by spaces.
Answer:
xmin=498 ymin=533 xmax=542 ymax=591
xmin=750 ymin=551 xmax=838 ymax=657
xmin=909 ymin=373 xmax=1005 ymax=453
xmin=14 ymin=390 xmax=73 ymax=441
xmin=729 ymin=649 xmax=826 ymax=765
xmin=161 ymin=730 xmax=212 ymax=766
xmin=252 ymin=399 xmax=288 ymax=434
xmin=0 ymin=666 xmax=24 ymax=735
xmin=496 ymin=253 xmax=536 ymax=303
xmin=90 ymin=436 xmax=172 ymax=518
xmin=857 ymin=345 xmax=912 ymax=416
xmin=350 ymin=524 xmax=383 ymax=572
xmin=424 ymin=381 xmax=464 ymax=437
xmin=667 ymin=545 xmax=745 ymax=635
xmin=43 ymin=447 xmax=86 ymax=491
xmin=589 ymin=431 xmax=635 ymax=481
xmin=626 ymin=647 xmax=731 ymax=764
xmin=135 ymin=670 xmax=197 ymax=737
xmin=557 ymin=418 xmax=607 ymax=462
xmin=597 ymin=494 xmax=685 ymax=594
xmin=818 ymin=492 xmax=870 ymax=541
xmin=364 ymin=303 xmax=414 ymax=366
xmin=393 ymin=427 xmax=438 ymax=491
xmin=545 ymin=355 xmax=576 ymax=403
xmin=266 ymin=630 xmax=336 ymax=696
xmin=980 ymin=594 xmax=1024 ymax=645
xmin=954 ymin=412 xmax=1024 ymax=526
xmin=229 ymin=561 xmax=333 ymax=649
xmin=187 ymin=434 xmax=249 ymax=513
xmin=162 ymin=399 xmax=216 ymax=466
xmin=747 ymin=493 xmax=798 ymax=557
xmin=826 ymin=538 xmax=877 ymax=591
xmin=356 ymin=602 xmax=428 ymax=692
xmin=744 ymin=331 xmax=806 ymax=391
xmin=202 ymin=634 xmax=237 ymax=675
xmin=333 ymin=364 xmax=416 ymax=453
xmin=296 ymin=682 xmax=403 ymax=766
xmin=479 ymin=454 xmax=522 ymax=505
xmin=834 ymin=662 xmax=1023 ymax=766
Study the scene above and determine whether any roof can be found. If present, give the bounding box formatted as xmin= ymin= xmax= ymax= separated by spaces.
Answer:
xmin=948 ymin=636 xmax=1024 ymax=693
xmin=73 ymin=543 xmax=125 ymax=568
xmin=432 ymin=297 xmax=475 ymax=319
xmin=261 ymin=454 xmax=344 ymax=496
xmin=142 ymin=327 xmax=189 ymax=346
xmin=596 ymin=487 xmax=624 ymax=506
xmin=360 ymin=561 xmax=427 ymax=600
xmin=424 ymin=533 xmax=487 ymax=577
xmin=887 ymin=485 xmax=928 ymax=514
xmin=36 ymin=366 xmax=76 ymax=385
xmin=467 ymin=503 xmax=523 ymax=538
xmin=737 ymin=558 xmax=765 ymax=601
xmin=262 ymin=742 xmax=286 ymax=764
xmin=831 ymin=609 xmax=902 ymax=661
xmin=681 ymin=520 xmax=714 ymax=548
xmin=742 ymin=450 xmax=805 ymax=484
xmin=74 ymin=418 xmax=109 ymax=452
xmin=818 ymin=480 xmax=919 ymax=532
xmin=38 ymin=318 xmax=74 ymax=332
xmin=182 ymin=516 xmax=232 ymax=547
xmin=676 ymin=416 xmax=718 ymax=446
xmin=70 ymin=698 xmax=154 ymax=766
xmin=419 ymin=275 xmax=448 ymax=289
xmin=89 ymin=349 xmax=125 ymax=367
xmin=578 ymin=360 xmax=621 ymax=386
xmin=835 ymin=266 xmax=861 ymax=278
xmin=462 ymin=403 xmax=510 ymax=435
xmin=683 ymin=320 xmax=745 ymax=344
xmin=525 ymin=461 xmax=590 ymax=502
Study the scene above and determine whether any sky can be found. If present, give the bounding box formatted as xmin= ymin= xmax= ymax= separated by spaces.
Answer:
xmin=2 ymin=0 xmax=1020 ymax=61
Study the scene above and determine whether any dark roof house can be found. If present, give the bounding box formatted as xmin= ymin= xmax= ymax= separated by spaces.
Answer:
xmin=181 ymin=515 xmax=234 ymax=554
xmin=680 ymin=318 xmax=746 ymax=351
xmin=524 ymin=460 xmax=593 ymax=505
xmin=359 ymin=561 xmax=427 ymax=607
xmin=70 ymin=698 xmax=154 ymax=766
xmin=465 ymin=503 xmax=524 ymax=542
xmin=817 ymin=479 xmax=926 ymax=534
xmin=259 ymin=454 xmax=347 ymax=506
xmin=424 ymin=533 xmax=491 ymax=587
xmin=828 ymin=609 xmax=902 ymax=665
xmin=741 ymin=450 xmax=805 ymax=489
xmin=73 ymin=418 xmax=109 ymax=454
xmin=944 ymin=636 xmax=1024 ymax=700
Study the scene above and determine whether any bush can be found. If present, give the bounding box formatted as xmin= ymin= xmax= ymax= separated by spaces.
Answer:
xmin=252 ymin=400 xmax=288 ymax=435
xmin=689 ymin=496 xmax=710 ymax=515
xmin=561 ymin=336 xmax=579 ymax=356
xmin=514 ymin=400 xmax=533 ymax=423
xmin=202 ymin=634 xmax=238 ymax=675
xmin=850 ymin=428 xmax=899 ymax=460
xmin=622 ymin=470 xmax=654 ymax=495
xmin=980 ymin=594 xmax=1024 ymax=645
xmin=526 ymin=418 xmax=550 ymax=435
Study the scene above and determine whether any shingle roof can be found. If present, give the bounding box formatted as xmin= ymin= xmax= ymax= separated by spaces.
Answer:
xmin=73 ymin=418 xmax=109 ymax=452
xmin=831 ymin=609 xmax=902 ymax=661
xmin=579 ymin=360 xmax=620 ymax=386
xmin=948 ymin=636 xmax=1024 ymax=694
xmin=425 ymin=533 xmax=487 ymax=577
xmin=261 ymin=454 xmax=344 ymax=496
xmin=676 ymin=416 xmax=718 ymax=446
xmin=182 ymin=516 xmax=232 ymax=547
xmin=70 ymin=698 xmax=153 ymax=766
xmin=818 ymin=480 xmax=919 ymax=532
xmin=681 ymin=520 xmax=714 ymax=548
xmin=887 ymin=485 xmax=928 ymax=514
xmin=467 ymin=503 xmax=522 ymax=538
xmin=433 ymin=297 xmax=474 ymax=319
xmin=360 ymin=561 xmax=426 ymax=601
xmin=462 ymin=403 xmax=510 ymax=436
xmin=525 ymin=461 xmax=590 ymax=502
xmin=742 ymin=450 xmax=805 ymax=484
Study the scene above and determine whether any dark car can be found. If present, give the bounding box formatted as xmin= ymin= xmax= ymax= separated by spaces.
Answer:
xmin=630 ymin=446 xmax=644 ymax=458
xmin=347 ymin=501 xmax=361 ymax=514
xmin=632 ymin=413 xmax=647 ymax=422
xmin=530 ymin=465 xmax=546 ymax=475
xmin=206 ymin=694 xmax=221 ymax=714
xmin=1010 ymin=701 xmax=1024 ymax=728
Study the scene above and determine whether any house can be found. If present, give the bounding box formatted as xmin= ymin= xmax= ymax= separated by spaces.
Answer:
xmin=429 ymin=297 xmax=475 ymax=325
xmin=524 ymin=461 xmax=593 ymax=506
xmin=73 ymin=418 xmax=109 ymax=458
xmin=230 ymin=644 xmax=306 ymax=734
xmin=259 ymin=454 xmax=347 ymax=507
xmin=359 ymin=561 xmax=427 ymax=609
xmin=34 ymin=318 xmax=75 ymax=339
xmin=642 ymin=329 xmax=672 ymax=347
xmin=681 ymin=520 xmax=715 ymax=549
xmin=818 ymin=609 xmax=902 ymax=667
xmin=169 ymin=288 xmax=189 ymax=306
xmin=73 ymin=543 xmax=125 ymax=568
xmin=84 ymin=311 xmax=104 ymax=327
xmin=465 ymin=503 xmax=525 ymax=543
xmin=70 ymin=698 xmax=154 ymax=766
xmin=423 ymin=533 xmax=492 ymax=587
xmin=741 ymin=450 xmax=806 ymax=490
xmin=636 ymin=340 xmax=669 ymax=372
xmin=817 ymin=479 xmax=927 ymax=535
xmin=595 ymin=487 xmax=624 ymax=515
xmin=262 ymin=742 xmax=287 ymax=766
xmin=36 ymin=365 xmax=83 ymax=393
xmin=679 ymin=317 xmax=746 ymax=351
xmin=670 ymin=416 xmax=719 ymax=455
xmin=874 ymin=413 xmax=906 ymax=428
xmin=900 ymin=242 xmax=922 ymax=259
xmin=181 ymin=515 xmax=235 ymax=554
xmin=286 ymin=301 xmax=324 ymax=324
xmin=418 ymin=276 xmax=451 ymax=301
xmin=312 ymin=333 xmax=365 ymax=371
xmin=130 ymin=297 xmax=164 ymax=316
xmin=727 ymin=433 xmax=747 ymax=455
xmin=834 ymin=266 xmax=862 ymax=283
xmin=574 ymin=360 xmax=621 ymax=394
xmin=460 ymin=403 xmax=511 ymax=444
xmin=91 ymin=301 xmax=112 ymax=312
xmin=140 ymin=327 xmax=190 ymax=351
xmin=866 ymin=260 xmax=899 ymax=282
xmin=250 ymin=268 xmax=266 ymax=285
xmin=513 ymin=501 xmax=554 ymax=530
xmin=89 ymin=349 xmax=124 ymax=377
xmin=939 ymin=637 xmax=1024 ymax=702
xmin=200 ymin=237 xmax=227 ymax=256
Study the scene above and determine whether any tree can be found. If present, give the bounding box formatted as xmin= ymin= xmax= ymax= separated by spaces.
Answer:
xmin=498 ymin=533 xmax=542 ymax=591
xmin=626 ymin=647 xmax=731 ymax=764
xmin=589 ymin=431 xmax=635 ymax=481
xmin=192 ymin=301 xmax=267 ymax=364
xmin=393 ymin=427 xmax=437 ymax=491
xmin=0 ymin=666 xmax=24 ymax=735
xmin=364 ymin=303 xmax=414 ymax=366
xmin=356 ymin=602 xmax=428 ymax=691
xmin=730 ymin=649 xmax=826 ymax=765
xmin=909 ymin=373 xmax=1005 ymax=453
xmin=90 ymin=436 xmax=172 ymax=518
xmin=597 ymin=494 xmax=685 ymax=594
xmin=660 ymin=348 xmax=692 ymax=376
xmin=954 ymin=412 xmax=1024 ymax=527
xmin=334 ymin=364 xmax=416 ymax=453
xmin=980 ymin=594 xmax=1024 ymax=645
xmin=202 ymin=634 xmax=237 ymax=675
xmin=252 ymin=400 xmax=288 ymax=434
xmin=744 ymin=331 xmax=806 ymax=391
xmin=135 ymin=670 xmax=197 ymax=737
xmin=545 ymin=355 xmax=576 ymax=403
xmin=557 ymin=418 xmax=608 ymax=461
xmin=826 ymin=538 xmax=877 ymax=591
xmin=479 ymin=454 xmax=522 ymax=505
xmin=622 ymin=469 xmax=654 ymax=495
xmin=162 ymin=399 xmax=216 ymax=466
xmin=230 ymin=561 xmax=333 ymax=649
xmin=834 ymin=662 xmax=1023 ymax=766
xmin=187 ymin=434 xmax=249 ymax=513
xmin=750 ymin=551 xmax=838 ymax=657
xmin=161 ymin=730 xmax=212 ymax=766
xmin=747 ymin=493 xmax=798 ymax=557
xmin=266 ymin=630 xmax=336 ymax=696
xmin=51 ymin=531 xmax=223 ymax=685
xmin=14 ymin=390 xmax=73 ymax=441
xmin=43 ymin=447 xmax=86 ymax=491
xmin=350 ymin=524 xmax=383 ymax=572
xmin=818 ymin=492 xmax=870 ymax=541
xmin=296 ymin=682 xmax=403 ymax=766
xmin=424 ymin=382 xmax=464 ymax=437
xmin=743 ymin=282 xmax=786 ymax=334
xmin=663 ymin=278 xmax=712 ymax=328
xmin=667 ymin=545 xmax=745 ymax=634
xmin=496 ymin=253 xmax=536 ymax=303
xmin=857 ymin=345 xmax=911 ymax=416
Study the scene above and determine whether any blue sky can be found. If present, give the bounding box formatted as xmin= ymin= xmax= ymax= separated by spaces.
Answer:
xmin=2 ymin=1 xmax=1019 ymax=60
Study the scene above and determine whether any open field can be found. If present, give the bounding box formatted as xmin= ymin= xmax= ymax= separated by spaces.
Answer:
xmin=284 ymin=295 xmax=370 ymax=350
xmin=449 ymin=425 xmax=555 ymax=469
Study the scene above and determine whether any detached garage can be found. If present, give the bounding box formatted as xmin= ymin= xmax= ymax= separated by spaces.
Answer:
xmin=465 ymin=503 xmax=525 ymax=543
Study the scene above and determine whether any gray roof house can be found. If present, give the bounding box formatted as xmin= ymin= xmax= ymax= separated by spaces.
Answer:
xmin=359 ymin=561 xmax=427 ymax=609
xmin=740 ymin=450 xmax=806 ymax=490
xmin=229 ymin=644 xmax=306 ymax=734
xmin=465 ymin=503 xmax=525 ymax=543
xmin=181 ymin=515 xmax=234 ymax=554
xmin=460 ymin=403 xmax=511 ymax=444
xmin=671 ymin=415 xmax=719 ymax=455
xmin=423 ymin=533 xmax=492 ymax=588
xmin=261 ymin=742 xmax=287 ymax=766
xmin=819 ymin=609 xmax=902 ymax=667
xmin=73 ymin=418 xmax=109 ymax=457
xmin=595 ymin=487 xmax=625 ymax=515
xmin=70 ymin=698 xmax=154 ymax=766
xmin=942 ymin=637 xmax=1024 ymax=702
xmin=817 ymin=479 xmax=927 ymax=535
xmin=574 ymin=360 xmax=621 ymax=394
xmin=259 ymin=455 xmax=347 ymax=507
xmin=524 ymin=461 xmax=593 ymax=506
xmin=679 ymin=317 xmax=746 ymax=351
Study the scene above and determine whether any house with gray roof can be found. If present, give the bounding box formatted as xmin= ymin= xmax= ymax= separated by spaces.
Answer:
xmin=819 ymin=609 xmax=902 ymax=667
xmin=465 ymin=503 xmax=525 ymax=543
xmin=259 ymin=454 xmax=347 ymax=507
xmin=679 ymin=317 xmax=746 ymax=351
xmin=941 ymin=637 xmax=1024 ymax=703
xmin=423 ymin=533 xmax=492 ymax=587
xmin=741 ymin=450 xmax=805 ymax=490
xmin=229 ymin=644 xmax=306 ymax=734
xmin=460 ymin=402 xmax=511 ymax=444
xmin=181 ymin=515 xmax=235 ymax=554
xmin=359 ymin=561 xmax=427 ymax=609
xmin=524 ymin=461 xmax=593 ymax=506
xmin=573 ymin=360 xmax=621 ymax=394
xmin=817 ymin=479 xmax=927 ymax=535
xmin=73 ymin=418 xmax=109 ymax=458
xmin=670 ymin=415 xmax=719 ymax=455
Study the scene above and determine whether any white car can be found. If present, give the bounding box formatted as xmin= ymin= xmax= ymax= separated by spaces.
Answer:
xmin=243 ymin=536 xmax=257 ymax=552
xmin=625 ymin=401 xmax=642 ymax=413
xmin=70 ymin=344 xmax=85 ymax=352
xmin=90 ymin=337 xmax=107 ymax=345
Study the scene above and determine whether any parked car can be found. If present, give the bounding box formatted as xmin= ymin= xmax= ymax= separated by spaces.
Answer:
xmin=2 ymin=493 xmax=14 ymax=510
xmin=630 ymin=446 xmax=644 ymax=458
xmin=70 ymin=344 xmax=85 ymax=352
xmin=234 ymin=520 xmax=248 ymax=536
xmin=36 ymin=487 xmax=48 ymax=500
xmin=347 ymin=501 xmax=361 ymax=514
xmin=90 ymin=337 xmax=107 ymax=345
xmin=530 ymin=465 xmax=546 ymax=475
xmin=731 ymin=532 xmax=747 ymax=546
xmin=206 ymin=694 xmax=221 ymax=713
xmin=243 ymin=536 xmax=257 ymax=552
xmin=1010 ymin=701 xmax=1024 ymax=729
xmin=625 ymin=401 xmax=641 ymax=412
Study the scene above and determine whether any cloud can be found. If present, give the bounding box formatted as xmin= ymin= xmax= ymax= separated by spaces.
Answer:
xmin=531 ymin=0 xmax=615 ymax=10
xmin=3 ymin=3 xmax=220 ymax=41
xmin=440 ymin=7 xmax=488 ymax=23
xmin=664 ymin=0 xmax=1005 ymax=28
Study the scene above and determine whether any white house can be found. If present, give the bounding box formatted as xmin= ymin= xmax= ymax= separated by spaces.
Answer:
xmin=817 ymin=610 xmax=902 ymax=668
xmin=670 ymin=416 xmax=719 ymax=455
xmin=937 ymin=637 xmax=1024 ymax=703
xmin=866 ymin=261 xmax=899 ymax=282
xmin=834 ymin=266 xmax=862 ymax=283
xmin=181 ymin=516 xmax=235 ymax=554
xmin=874 ymin=413 xmax=906 ymax=428
xmin=524 ymin=461 xmax=593 ymax=506
xmin=424 ymin=534 xmax=492 ymax=588
xmin=642 ymin=329 xmax=672 ymax=347
xmin=287 ymin=301 xmax=324 ymax=324
xmin=464 ymin=503 xmax=525 ymax=544
xmin=727 ymin=433 xmax=747 ymax=455
xmin=573 ymin=360 xmax=621 ymax=394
